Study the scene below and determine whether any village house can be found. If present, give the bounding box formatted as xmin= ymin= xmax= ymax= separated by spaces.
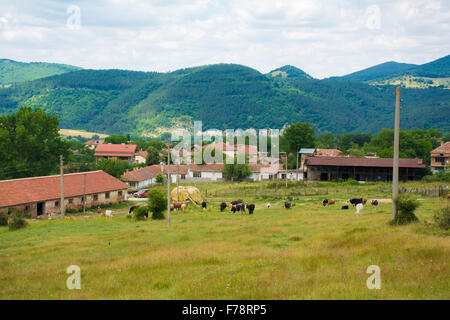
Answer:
xmin=303 ymin=156 xmax=426 ymax=182
xmin=94 ymin=143 xmax=138 ymax=162
xmin=430 ymin=141 xmax=450 ymax=173
xmin=84 ymin=139 xmax=104 ymax=150
xmin=0 ymin=171 xmax=129 ymax=217
xmin=134 ymin=151 xmax=148 ymax=164
xmin=315 ymin=149 xmax=342 ymax=157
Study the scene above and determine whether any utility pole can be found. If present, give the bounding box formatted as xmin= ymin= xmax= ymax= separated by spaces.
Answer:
xmin=60 ymin=155 xmax=65 ymax=218
xmin=177 ymin=161 xmax=179 ymax=202
xmin=167 ymin=142 xmax=171 ymax=227
xmin=392 ymin=87 xmax=401 ymax=219
xmin=259 ymin=172 xmax=263 ymax=199
xmin=83 ymin=173 xmax=86 ymax=214
xmin=296 ymin=149 xmax=299 ymax=182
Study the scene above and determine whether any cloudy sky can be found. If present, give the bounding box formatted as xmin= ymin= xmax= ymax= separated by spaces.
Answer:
xmin=0 ymin=0 xmax=448 ymax=78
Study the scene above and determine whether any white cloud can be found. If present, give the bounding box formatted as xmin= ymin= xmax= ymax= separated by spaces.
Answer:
xmin=0 ymin=0 xmax=448 ymax=78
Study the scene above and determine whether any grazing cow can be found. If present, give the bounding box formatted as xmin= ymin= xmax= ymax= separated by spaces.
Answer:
xmin=129 ymin=206 xmax=138 ymax=214
xmin=180 ymin=203 xmax=186 ymax=212
xmin=371 ymin=200 xmax=379 ymax=209
xmin=285 ymin=201 xmax=291 ymax=209
xmin=230 ymin=205 xmax=237 ymax=214
xmin=447 ymin=194 xmax=450 ymax=200
xmin=105 ymin=210 xmax=113 ymax=218
xmin=220 ymin=202 xmax=227 ymax=212
xmin=349 ymin=198 xmax=363 ymax=206
xmin=341 ymin=205 xmax=349 ymax=210
xmin=246 ymin=204 xmax=255 ymax=215
xmin=266 ymin=202 xmax=271 ymax=208
xmin=323 ymin=199 xmax=329 ymax=206
xmin=362 ymin=198 xmax=368 ymax=205
xmin=231 ymin=199 xmax=243 ymax=205
xmin=327 ymin=199 xmax=336 ymax=206
xmin=170 ymin=202 xmax=183 ymax=211
xmin=356 ymin=203 xmax=364 ymax=216
xmin=201 ymin=201 xmax=207 ymax=211
xmin=237 ymin=203 xmax=246 ymax=213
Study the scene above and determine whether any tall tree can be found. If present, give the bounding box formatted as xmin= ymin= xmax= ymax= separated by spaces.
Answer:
xmin=282 ymin=122 xmax=315 ymax=154
xmin=0 ymin=107 xmax=71 ymax=179
xmin=146 ymin=146 xmax=160 ymax=165
xmin=104 ymin=134 xmax=128 ymax=144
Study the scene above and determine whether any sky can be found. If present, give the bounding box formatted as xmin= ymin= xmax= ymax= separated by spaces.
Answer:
xmin=0 ymin=0 xmax=449 ymax=79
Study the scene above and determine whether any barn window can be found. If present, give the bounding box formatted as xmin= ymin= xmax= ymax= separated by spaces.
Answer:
xmin=105 ymin=192 xmax=110 ymax=199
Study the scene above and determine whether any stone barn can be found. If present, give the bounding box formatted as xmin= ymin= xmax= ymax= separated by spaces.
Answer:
xmin=0 ymin=170 xmax=129 ymax=217
xmin=304 ymin=156 xmax=426 ymax=182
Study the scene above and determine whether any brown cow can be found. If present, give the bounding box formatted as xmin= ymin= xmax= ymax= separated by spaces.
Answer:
xmin=327 ymin=199 xmax=336 ymax=206
xmin=170 ymin=202 xmax=183 ymax=210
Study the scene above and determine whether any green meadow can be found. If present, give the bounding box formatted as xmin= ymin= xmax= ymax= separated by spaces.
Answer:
xmin=0 ymin=181 xmax=449 ymax=299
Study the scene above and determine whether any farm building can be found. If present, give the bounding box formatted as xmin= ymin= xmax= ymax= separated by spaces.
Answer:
xmin=94 ymin=143 xmax=138 ymax=162
xmin=84 ymin=139 xmax=104 ymax=150
xmin=430 ymin=142 xmax=450 ymax=173
xmin=303 ymin=156 xmax=426 ymax=182
xmin=0 ymin=171 xmax=129 ymax=217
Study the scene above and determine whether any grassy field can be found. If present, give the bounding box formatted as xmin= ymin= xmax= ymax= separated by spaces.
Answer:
xmin=0 ymin=181 xmax=449 ymax=299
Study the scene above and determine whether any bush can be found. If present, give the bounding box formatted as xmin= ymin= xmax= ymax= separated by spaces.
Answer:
xmin=8 ymin=215 xmax=28 ymax=231
xmin=338 ymin=178 xmax=359 ymax=185
xmin=148 ymin=189 xmax=167 ymax=220
xmin=421 ymin=171 xmax=450 ymax=182
xmin=390 ymin=195 xmax=419 ymax=225
xmin=0 ymin=214 xmax=8 ymax=226
xmin=134 ymin=206 xmax=149 ymax=221
xmin=155 ymin=173 xmax=164 ymax=184
xmin=433 ymin=206 xmax=450 ymax=230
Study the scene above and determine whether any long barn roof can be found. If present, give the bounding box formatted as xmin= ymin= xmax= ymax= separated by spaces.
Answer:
xmin=0 ymin=171 xmax=129 ymax=208
xmin=305 ymin=156 xmax=426 ymax=168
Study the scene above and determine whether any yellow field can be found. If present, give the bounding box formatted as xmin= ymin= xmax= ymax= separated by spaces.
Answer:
xmin=59 ymin=129 xmax=109 ymax=139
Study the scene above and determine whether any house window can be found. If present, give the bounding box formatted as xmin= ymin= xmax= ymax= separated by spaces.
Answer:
xmin=118 ymin=191 xmax=123 ymax=196
xmin=181 ymin=174 xmax=186 ymax=180
xmin=281 ymin=174 xmax=286 ymax=179
xmin=435 ymin=157 xmax=445 ymax=163
xmin=55 ymin=201 xmax=59 ymax=207
xmin=194 ymin=172 xmax=201 ymax=178
xmin=68 ymin=199 xmax=73 ymax=204
xmin=105 ymin=192 xmax=110 ymax=199
xmin=93 ymin=194 xmax=98 ymax=201
xmin=25 ymin=206 xmax=29 ymax=212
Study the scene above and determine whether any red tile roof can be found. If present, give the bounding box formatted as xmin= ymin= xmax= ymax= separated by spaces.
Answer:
xmin=138 ymin=151 xmax=148 ymax=158
xmin=305 ymin=156 xmax=426 ymax=168
xmin=190 ymin=164 xmax=224 ymax=172
xmin=95 ymin=144 xmax=137 ymax=157
xmin=316 ymin=149 xmax=342 ymax=157
xmin=431 ymin=142 xmax=450 ymax=154
xmin=122 ymin=166 xmax=158 ymax=182
xmin=0 ymin=171 xmax=129 ymax=208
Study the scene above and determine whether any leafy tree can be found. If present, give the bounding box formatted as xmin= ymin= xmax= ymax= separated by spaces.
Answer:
xmin=155 ymin=173 xmax=164 ymax=184
xmin=104 ymin=135 xmax=128 ymax=144
xmin=147 ymin=139 xmax=165 ymax=151
xmin=146 ymin=146 xmax=160 ymax=165
xmin=147 ymin=189 xmax=167 ymax=220
xmin=0 ymin=107 xmax=71 ymax=179
xmin=442 ymin=132 xmax=450 ymax=143
xmin=223 ymin=160 xmax=252 ymax=181
xmin=95 ymin=158 xmax=130 ymax=178
xmin=282 ymin=122 xmax=315 ymax=154
xmin=317 ymin=132 xmax=337 ymax=149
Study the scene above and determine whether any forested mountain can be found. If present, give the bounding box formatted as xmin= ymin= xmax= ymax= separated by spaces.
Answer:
xmin=0 ymin=60 xmax=448 ymax=137
xmin=0 ymin=59 xmax=81 ymax=85
xmin=329 ymin=55 xmax=450 ymax=88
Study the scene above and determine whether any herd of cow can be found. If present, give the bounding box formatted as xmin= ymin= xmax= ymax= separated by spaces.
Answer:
xmin=322 ymin=197 xmax=379 ymax=215
xmin=145 ymin=197 xmax=381 ymax=216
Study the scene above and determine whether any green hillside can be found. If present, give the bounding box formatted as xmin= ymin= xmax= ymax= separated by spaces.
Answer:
xmin=268 ymin=65 xmax=313 ymax=79
xmin=330 ymin=55 xmax=450 ymax=88
xmin=0 ymin=59 xmax=81 ymax=85
xmin=0 ymin=62 xmax=448 ymax=136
